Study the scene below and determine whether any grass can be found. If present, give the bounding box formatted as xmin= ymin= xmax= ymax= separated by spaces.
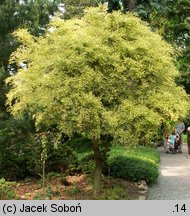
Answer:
xmin=182 ymin=134 xmax=187 ymax=143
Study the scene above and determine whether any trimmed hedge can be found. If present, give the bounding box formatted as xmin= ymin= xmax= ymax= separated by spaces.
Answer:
xmin=108 ymin=146 xmax=160 ymax=184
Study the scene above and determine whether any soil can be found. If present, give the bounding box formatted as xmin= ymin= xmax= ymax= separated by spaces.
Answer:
xmin=15 ymin=174 xmax=140 ymax=200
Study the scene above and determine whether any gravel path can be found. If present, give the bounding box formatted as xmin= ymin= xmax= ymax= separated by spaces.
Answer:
xmin=148 ymin=143 xmax=190 ymax=200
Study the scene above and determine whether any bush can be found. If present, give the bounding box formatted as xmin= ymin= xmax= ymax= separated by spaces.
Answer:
xmin=0 ymin=117 xmax=34 ymax=180
xmin=67 ymin=137 xmax=95 ymax=174
xmin=98 ymin=185 xmax=128 ymax=200
xmin=77 ymin=151 xmax=95 ymax=174
xmin=0 ymin=142 xmax=32 ymax=180
xmin=108 ymin=146 xmax=160 ymax=184
xmin=0 ymin=133 xmax=78 ymax=180
xmin=0 ymin=178 xmax=17 ymax=199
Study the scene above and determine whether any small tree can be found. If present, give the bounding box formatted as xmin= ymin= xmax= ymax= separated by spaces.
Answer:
xmin=6 ymin=7 xmax=190 ymax=197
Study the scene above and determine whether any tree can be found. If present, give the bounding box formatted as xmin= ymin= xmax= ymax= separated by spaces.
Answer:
xmin=0 ymin=0 xmax=60 ymax=70
xmin=0 ymin=0 xmax=60 ymax=116
xmin=127 ymin=0 xmax=138 ymax=11
xmin=6 ymin=7 xmax=190 ymax=196
xmin=164 ymin=0 xmax=190 ymax=95
xmin=107 ymin=0 xmax=138 ymax=13
xmin=62 ymin=0 xmax=100 ymax=19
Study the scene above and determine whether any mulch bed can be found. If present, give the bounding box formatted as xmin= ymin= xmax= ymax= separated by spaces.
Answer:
xmin=15 ymin=175 xmax=140 ymax=200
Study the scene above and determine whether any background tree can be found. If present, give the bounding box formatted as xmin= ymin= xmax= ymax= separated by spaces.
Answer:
xmin=0 ymin=0 xmax=61 ymax=180
xmin=155 ymin=0 xmax=190 ymax=95
xmin=0 ymin=0 xmax=60 ymax=70
xmin=6 ymin=7 xmax=190 ymax=196
xmin=0 ymin=0 xmax=60 ymax=118
xmin=62 ymin=0 xmax=101 ymax=19
xmin=0 ymin=0 xmax=60 ymax=117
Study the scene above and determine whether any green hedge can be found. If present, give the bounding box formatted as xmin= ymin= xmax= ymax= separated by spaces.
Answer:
xmin=108 ymin=146 xmax=160 ymax=184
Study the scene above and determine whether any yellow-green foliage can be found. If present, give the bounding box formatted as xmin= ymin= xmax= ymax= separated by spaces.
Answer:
xmin=6 ymin=7 xmax=190 ymax=145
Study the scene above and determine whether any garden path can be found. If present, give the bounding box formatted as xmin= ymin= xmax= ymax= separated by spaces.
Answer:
xmin=148 ymin=143 xmax=190 ymax=200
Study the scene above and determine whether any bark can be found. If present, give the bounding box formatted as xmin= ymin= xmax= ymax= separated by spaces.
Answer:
xmin=93 ymin=139 xmax=102 ymax=198
xmin=127 ymin=0 xmax=138 ymax=11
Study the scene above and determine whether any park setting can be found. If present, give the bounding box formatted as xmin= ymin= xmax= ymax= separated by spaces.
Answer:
xmin=0 ymin=0 xmax=190 ymax=200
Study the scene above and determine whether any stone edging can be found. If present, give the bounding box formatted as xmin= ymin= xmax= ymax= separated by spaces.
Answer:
xmin=134 ymin=180 xmax=149 ymax=200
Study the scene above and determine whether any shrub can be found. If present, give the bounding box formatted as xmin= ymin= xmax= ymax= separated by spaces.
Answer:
xmin=26 ymin=136 xmax=79 ymax=177
xmin=108 ymin=146 xmax=160 ymax=184
xmin=46 ymin=172 xmax=61 ymax=180
xmin=67 ymin=137 xmax=95 ymax=174
xmin=46 ymin=142 xmax=77 ymax=174
xmin=0 ymin=178 xmax=17 ymax=199
xmin=0 ymin=133 xmax=78 ymax=180
xmin=0 ymin=142 xmax=32 ymax=180
xmin=77 ymin=151 xmax=95 ymax=174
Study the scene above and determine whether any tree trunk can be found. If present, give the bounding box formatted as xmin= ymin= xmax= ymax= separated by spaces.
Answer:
xmin=127 ymin=0 xmax=138 ymax=11
xmin=93 ymin=139 xmax=102 ymax=198
xmin=122 ymin=0 xmax=137 ymax=12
